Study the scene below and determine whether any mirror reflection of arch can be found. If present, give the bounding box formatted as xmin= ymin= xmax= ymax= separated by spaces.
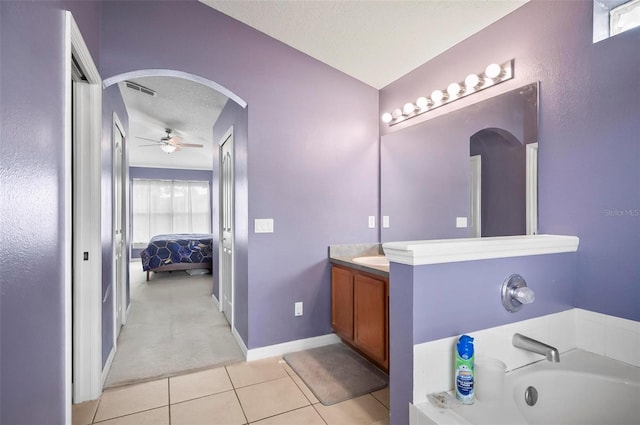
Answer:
xmin=380 ymin=82 xmax=539 ymax=242
xmin=469 ymin=126 xmax=537 ymax=238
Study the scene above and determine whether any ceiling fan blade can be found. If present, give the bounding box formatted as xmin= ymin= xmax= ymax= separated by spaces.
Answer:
xmin=139 ymin=144 xmax=162 ymax=147
xmin=178 ymin=143 xmax=204 ymax=148
xmin=136 ymin=136 xmax=163 ymax=143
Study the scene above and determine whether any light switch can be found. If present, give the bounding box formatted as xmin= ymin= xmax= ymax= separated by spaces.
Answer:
xmin=254 ymin=218 xmax=274 ymax=233
xmin=383 ymin=216 xmax=390 ymax=228
xmin=456 ymin=217 xmax=468 ymax=228
xmin=368 ymin=216 xmax=376 ymax=228
xmin=294 ymin=302 xmax=303 ymax=317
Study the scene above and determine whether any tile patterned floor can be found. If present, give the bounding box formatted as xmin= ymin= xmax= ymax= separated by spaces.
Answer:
xmin=73 ymin=356 xmax=390 ymax=425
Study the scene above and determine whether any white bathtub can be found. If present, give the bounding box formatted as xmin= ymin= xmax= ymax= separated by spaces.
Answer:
xmin=413 ymin=349 xmax=640 ymax=425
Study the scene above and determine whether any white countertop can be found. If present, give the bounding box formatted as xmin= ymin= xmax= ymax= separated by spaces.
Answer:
xmin=382 ymin=234 xmax=579 ymax=266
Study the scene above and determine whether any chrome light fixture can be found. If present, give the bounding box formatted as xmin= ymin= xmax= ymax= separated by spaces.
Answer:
xmin=381 ymin=59 xmax=514 ymax=126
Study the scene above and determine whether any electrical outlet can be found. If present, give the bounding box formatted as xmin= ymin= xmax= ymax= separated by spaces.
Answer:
xmin=456 ymin=217 xmax=468 ymax=228
xmin=294 ymin=302 xmax=303 ymax=317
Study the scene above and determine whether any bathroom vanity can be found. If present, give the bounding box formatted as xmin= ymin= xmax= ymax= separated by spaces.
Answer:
xmin=329 ymin=244 xmax=389 ymax=371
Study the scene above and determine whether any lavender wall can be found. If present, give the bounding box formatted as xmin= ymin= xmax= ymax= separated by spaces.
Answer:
xmin=101 ymin=84 xmax=129 ymax=366
xmin=100 ymin=1 xmax=380 ymax=349
xmin=0 ymin=1 xmax=100 ymax=423
xmin=129 ymin=166 xmax=213 ymax=182
xmin=381 ymin=0 xmax=640 ymax=323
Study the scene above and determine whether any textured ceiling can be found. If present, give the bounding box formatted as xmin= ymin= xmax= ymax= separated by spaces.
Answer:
xmin=200 ymin=0 xmax=528 ymax=89
xmin=121 ymin=76 xmax=228 ymax=170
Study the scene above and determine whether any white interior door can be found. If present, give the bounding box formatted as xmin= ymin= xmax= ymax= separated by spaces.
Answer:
xmin=470 ymin=155 xmax=482 ymax=238
xmin=113 ymin=117 xmax=126 ymax=335
xmin=219 ymin=128 xmax=234 ymax=325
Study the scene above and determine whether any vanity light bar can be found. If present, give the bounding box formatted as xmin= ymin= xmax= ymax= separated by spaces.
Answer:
xmin=381 ymin=59 xmax=514 ymax=126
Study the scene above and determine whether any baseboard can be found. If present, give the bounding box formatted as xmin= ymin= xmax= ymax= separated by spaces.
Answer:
xmin=232 ymin=327 xmax=248 ymax=358
xmin=101 ymin=345 xmax=116 ymax=386
xmin=211 ymin=294 xmax=220 ymax=309
xmin=246 ymin=333 xmax=341 ymax=362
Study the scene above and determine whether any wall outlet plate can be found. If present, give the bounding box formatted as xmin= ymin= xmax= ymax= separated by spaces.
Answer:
xmin=254 ymin=218 xmax=274 ymax=233
xmin=456 ymin=217 xmax=468 ymax=228
xmin=368 ymin=216 xmax=376 ymax=228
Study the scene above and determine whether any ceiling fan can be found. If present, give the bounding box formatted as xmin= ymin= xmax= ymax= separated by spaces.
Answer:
xmin=136 ymin=129 xmax=203 ymax=154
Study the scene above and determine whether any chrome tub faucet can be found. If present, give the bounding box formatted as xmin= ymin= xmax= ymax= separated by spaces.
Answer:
xmin=513 ymin=333 xmax=560 ymax=362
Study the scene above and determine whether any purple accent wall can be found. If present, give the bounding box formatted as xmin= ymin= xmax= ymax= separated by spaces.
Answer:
xmin=129 ymin=166 xmax=213 ymax=182
xmin=100 ymin=1 xmax=380 ymax=349
xmin=1 ymin=4 xmax=67 ymax=423
xmin=0 ymin=1 xmax=101 ymax=423
xmin=101 ymin=84 xmax=129 ymax=366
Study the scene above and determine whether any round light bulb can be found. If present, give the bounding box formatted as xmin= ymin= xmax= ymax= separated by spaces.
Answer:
xmin=392 ymin=108 xmax=403 ymax=119
xmin=381 ymin=112 xmax=393 ymax=123
xmin=161 ymin=144 xmax=177 ymax=153
xmin=464 ymin=73 xmax=481 ymax=89
xmin=485 ymin=63 xmax=502 ymax=79
xmin=447 ymin=82 xmax=463 ymax=97
xmin=431 ymin=89 xmax=446 ymax=103
xmin=403 ymin=102 xmax=416 ymax=115
xmin=416 ymin=96 xmax=430 ymax=109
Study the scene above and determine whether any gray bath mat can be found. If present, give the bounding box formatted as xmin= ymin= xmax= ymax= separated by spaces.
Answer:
xmin=283 ymin=343 xmax=388 ymax=406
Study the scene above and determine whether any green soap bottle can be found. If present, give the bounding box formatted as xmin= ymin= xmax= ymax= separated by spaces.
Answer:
xmin=455 ymin=335 xmax=475 ymax=404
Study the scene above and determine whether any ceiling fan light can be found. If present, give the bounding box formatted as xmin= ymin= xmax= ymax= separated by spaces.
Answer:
xmin=161 ymin=144 xmax=177 ymax=153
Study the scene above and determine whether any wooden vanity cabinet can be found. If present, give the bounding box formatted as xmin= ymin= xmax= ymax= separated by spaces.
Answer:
xmin=331 ymin=265 xmax=389 ymax=370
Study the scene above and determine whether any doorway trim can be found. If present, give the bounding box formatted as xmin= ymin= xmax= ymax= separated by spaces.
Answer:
xmin=112 ymin=113 xmax=128 ymax=341
xmin=219 ymin=126 xmax=235 ymax=328
xmin=64 ymin=10 xmax=103 ymax=413
xmin=469 ymin=155 xmax=482 ymax=238
xmin=526 ymin=142 xmax=539 ymax=235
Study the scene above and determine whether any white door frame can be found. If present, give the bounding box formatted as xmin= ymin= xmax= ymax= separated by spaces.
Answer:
xmin=469 ymin=155 xmax=482 ymax=238
xmin=219 ymin=127 xmax=235 ymax=327
xmin=112 ymin=113 xmax=128 ymax=339
xmin=526 ymin=143 xmax=539 ymax=235
xmin=64 ymin=11 xmax=103 ymax=412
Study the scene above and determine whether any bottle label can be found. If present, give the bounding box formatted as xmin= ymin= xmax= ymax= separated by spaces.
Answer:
xmin=456 ymin=368 xmax=474 ymax=396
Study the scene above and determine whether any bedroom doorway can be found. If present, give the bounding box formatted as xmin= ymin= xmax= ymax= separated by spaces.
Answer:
xmin=220 ymin=127 xmax=234 ymax=326
xmin=102 ymin=72 xmax=246 ymax=388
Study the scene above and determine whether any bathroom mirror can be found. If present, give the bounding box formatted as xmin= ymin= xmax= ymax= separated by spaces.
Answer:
xmin=381 ymin=82 xmax=539 ymax=242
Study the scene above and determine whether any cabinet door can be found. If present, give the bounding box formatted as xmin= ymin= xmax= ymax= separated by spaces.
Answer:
xmin=331 ymin=266 xmax=354 ymax=340
xmin=353 ymin=273 xmax=388 ymax=367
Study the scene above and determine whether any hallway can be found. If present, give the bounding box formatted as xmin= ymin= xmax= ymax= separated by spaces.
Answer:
xmin=104 ymin=262 xmax=243 ymax=387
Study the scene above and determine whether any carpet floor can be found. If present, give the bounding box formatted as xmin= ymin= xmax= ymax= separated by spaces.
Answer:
xmin=283 ymin=343 xmax=388 ymax=406
xmin=104 ymin=263 xmax=244 ymax=388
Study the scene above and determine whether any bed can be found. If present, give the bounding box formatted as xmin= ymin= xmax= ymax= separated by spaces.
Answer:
xmin=140 ymin=234 xmax=213 ymax=281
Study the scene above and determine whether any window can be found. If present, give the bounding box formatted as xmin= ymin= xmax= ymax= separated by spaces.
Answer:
xmin=594 ymin=0 xmax=640 ymax=42
xmin=611 ymin=0 xmax=640 ymax=35
xmin=132 ymin=179 xmax=211 ymax=244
